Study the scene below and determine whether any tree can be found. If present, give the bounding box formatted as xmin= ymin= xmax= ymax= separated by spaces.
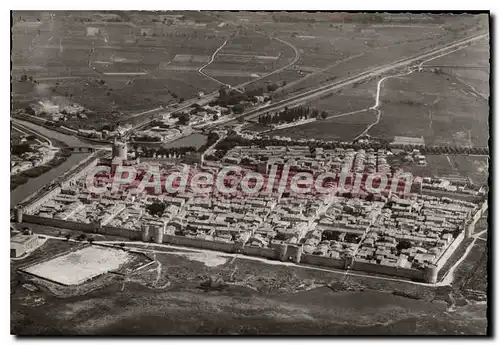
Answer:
xmin=25 ymin=106 xmax=35 ymax=115
xmin=176 ymin=113 xmax=190 ymax=126
xmin=179 ymin=97 xmax=184 ymax=103
xmin=76 ymin=233 xmax=87 ymax=241
xmin=396 ymin=240 xmax=412 ymax=252
xmin=11 ymin=143 xmax=33 ymax=156
xmin=267 ymin=83 xmax=278 ymax=92
xmin=232 ymin=104 xmax=245 ymax=114
xmin=147 ymin=201 xmax=166 ymax=217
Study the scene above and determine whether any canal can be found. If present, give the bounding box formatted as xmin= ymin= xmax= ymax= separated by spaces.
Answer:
xmin=11 ymin=119 xmax=89 ymax=147
xmin=11 ymin=152 xmax=91 ymax=208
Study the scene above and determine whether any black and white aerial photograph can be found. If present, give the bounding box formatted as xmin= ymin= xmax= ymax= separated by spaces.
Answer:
xmin=9 ymin=8 xmax=491 ymax=336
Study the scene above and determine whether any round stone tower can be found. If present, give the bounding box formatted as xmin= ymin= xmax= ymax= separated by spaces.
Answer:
xmin=112 ymin=138 xmax=128 ymax=160
xmin=14 ymin=207 xmax=23 ymax=223
xmin=141 ymin=224 xmax=150 ymax=242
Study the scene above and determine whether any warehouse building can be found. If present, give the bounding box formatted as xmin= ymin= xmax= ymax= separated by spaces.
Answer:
xmin=10 ymin=229 xmax=41 ymax=258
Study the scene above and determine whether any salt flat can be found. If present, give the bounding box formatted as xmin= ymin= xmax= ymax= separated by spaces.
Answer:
xmin=23 ymin=246 xmax=132 ymax=285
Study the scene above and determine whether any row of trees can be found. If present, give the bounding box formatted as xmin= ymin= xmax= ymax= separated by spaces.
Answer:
xmin=214 ymin=85 xmax=275 ymax=108
xmin=197 ymin=132 xmax=220 ymax=153
xmin=258 ymin=106 xmax=328 ymax=125
xmin=11 ymin=143 xmax=34 ymax=156
xmin=393 ymin=144 xmax=489 ymax=156
xmin=170 ymin=112 xmax=190 ymax=125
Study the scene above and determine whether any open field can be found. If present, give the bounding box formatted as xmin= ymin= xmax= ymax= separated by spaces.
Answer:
xmin=12 ymin=71 xmax=220 ymax=130
xmin=12 ymin=11 xmax=488 ymax=135
xmin=403 ymin=155 xmax=489 ymax=185
xmin=422 ymin=39 xmax=490 ymax=97
xmin=11 ymin=10 xmax=235 ymax=124
xmin=305 ymin=79 xmax=379 ymax=114
xmin=366 ymin=70 xmax=489 ymax=146
xmin=268 ymin=20 xmax=482 ymax=96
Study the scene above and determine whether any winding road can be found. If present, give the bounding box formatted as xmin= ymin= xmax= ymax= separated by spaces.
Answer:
xmin=197 ymin=39 xmax=229 ymax=86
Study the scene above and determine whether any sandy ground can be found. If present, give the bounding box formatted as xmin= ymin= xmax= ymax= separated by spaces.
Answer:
xmin=172 ymin=251 xmax=229 ymax=267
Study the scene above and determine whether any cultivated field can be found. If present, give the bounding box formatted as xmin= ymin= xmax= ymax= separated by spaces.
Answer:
xmin=270 ymin=109 xmax=377 ymax=142
xmin=404 ymin=155 xmax=489 ymax=185
xmin=11 ymin=10 xmax=236 ymax=125
xmin=367 ymin=69 xmax=489 ymax=146
xmin=12 ymin=11 xmax=488 ymax=134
